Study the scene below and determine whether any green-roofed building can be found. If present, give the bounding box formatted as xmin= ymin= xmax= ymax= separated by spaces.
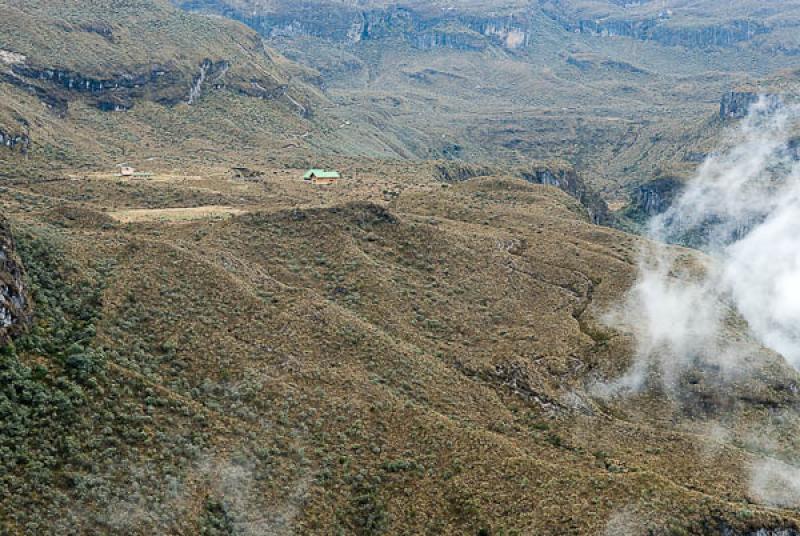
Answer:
xmin=303 ymin=169 xmax=341 ymax=181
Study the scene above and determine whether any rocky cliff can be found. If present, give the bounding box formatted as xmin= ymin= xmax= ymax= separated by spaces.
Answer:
xmin=432 ymin=161 xmax=612 ymax=225
xmin=538 ymin=0 xmax=779 ymax=49
xmin=177 ymin=1 xmax=536 ymax=51
xmin=0 ymin=218 xmax=31 ymax=342
xmin=521 ymin=165 xmax=611 ymax=225
xmin=720 ymin=90 xmax=783 ymax=119
xmin=0 ymin=129 xmax=29 ymax=153
xmin=553 ymin=16 xmax=766 ymax=49
xmin=2 ymin=56 xmax=289 ymax=114
xmin=629 ymin=176 xmax=684 ymax=219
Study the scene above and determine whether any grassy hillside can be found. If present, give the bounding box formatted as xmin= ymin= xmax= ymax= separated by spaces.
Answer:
xmin=0 ymin=164 xmax=799 ymax=534
xmin=0 ymin=0 xmax=417 ymax=174
xmin=4 ymin=3 xmax=800 ymax=533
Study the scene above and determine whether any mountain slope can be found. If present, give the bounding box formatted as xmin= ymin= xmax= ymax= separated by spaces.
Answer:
xmin=2 ymin=164 xmax=800 ymax=534
xmin=5 ymin=2 xmax=800 ymax=534
xmin=0 ymin=0 xmax=412 ymax=173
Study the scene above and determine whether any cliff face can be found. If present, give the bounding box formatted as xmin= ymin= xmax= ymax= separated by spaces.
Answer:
xmin=0 ymin=218 xmax=31 ymax=342
xmin=554 ymin=16 xmax=766 ymax=48
xmin=174 ymin=0 xmax=800 ymax=59
xmin=537 ymin=0 xmax=786 ymax=49
xmin=521 ymin=166 xmax=611 ymax=225
xmin=7 ymin=63 xmax=180 ymax=111
xmin=177 ymin=1 xmax=536 ymax=51
xmin=432 ymin=161 xmax=612 ymax=226
xmin=630 ymin=176 xmax=684 ymax=218
xmin=720 ymin=91 xmax=783 ymax=119
xmin=2 ymin=57 xmax=288 ymax=114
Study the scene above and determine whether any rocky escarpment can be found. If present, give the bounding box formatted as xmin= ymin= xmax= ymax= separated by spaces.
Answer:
xmin=1 ymin=57 xmax=290 ymax=114
xmin=629 ymin=176 xmax=684 ymax=219
xmin=433 ymin=162 xmax=496 ymax=183
xmin=188 ymin=59 xmax=230 ymax=105
xmin=520 ymin=166 xmax=611 ymax=225
xmin=574 ymin=19 xmax=764 ymax=48
xmin=178 ymin=1 xmax=535 ymax=51
xmin=541 ymin=4 xmax=767 ymax=49
xmin=567 ymin=54 xmax=647 ymax=74
xmin=410 ymin=26 xmax=488 ymax=52
xmin=9 ymin=62 xmax=193 ymax=111
xmin=433 ymin=161 xmax=612 ymax=225
xmin=0 ymin=71 xmax=68 ymax=114
xmin=720 ymin=91 xmax=783 ymax=119
xmin=0 ymin=218 xmax=31 ymax=342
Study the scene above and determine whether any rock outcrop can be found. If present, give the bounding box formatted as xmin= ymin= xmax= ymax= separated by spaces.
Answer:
xmin=3 ymin=52 xmax=287 ymax=114
xmin=8 ymin=62 xmax=193 ymax=110
xmin=0 ymin=130 xmax=29 ymax=153
xmin=540 ymin=3 xmax=768 ymax=50
xmin=0 ymin=71 xmax=68 ymax=114
xmin=568 ymin=18 xmax=764 ymax=48
xmin=411 ymin=26 xmax=488 ymax=52
xmin=630 ymin=176 xmax=684 ymax=218
xmin=521 ymin=166 xmax=611 ymax=225
xmin=0 ymin=217 xmax=31 ymax=342
xmin=432 ymin=161 xmax=612 ymax=226
xmin=433 ymin=162 xmax=496 ymax=183
xmin=188 ymin=59 xmax=231 ymax=104
xmin=12 ymin=64 xmax=170 ymax=94
xmin=720 ymin=91 xmax=782 ymax=119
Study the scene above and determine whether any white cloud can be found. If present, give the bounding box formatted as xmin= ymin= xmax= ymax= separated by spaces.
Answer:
xmin=602 ymin=97 xmax=800 ymax=394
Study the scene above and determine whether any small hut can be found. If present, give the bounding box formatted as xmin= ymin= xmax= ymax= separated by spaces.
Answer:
xmin=120 ymin=166 xmax=136 ymax=177
xmin=303 ymin=169 xmax=340 ymax=185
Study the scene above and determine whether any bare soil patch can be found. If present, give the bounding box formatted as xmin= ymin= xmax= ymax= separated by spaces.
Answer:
xmin=108 ymin=205 xmax=247 ymax=223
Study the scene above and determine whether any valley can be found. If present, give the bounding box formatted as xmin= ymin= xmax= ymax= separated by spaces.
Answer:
xmin=2 ymin=1 xmax=800 ymax=535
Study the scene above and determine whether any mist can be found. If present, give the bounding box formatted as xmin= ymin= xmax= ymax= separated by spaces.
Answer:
xmin=604 ymin=97 xmax=800 ymax=394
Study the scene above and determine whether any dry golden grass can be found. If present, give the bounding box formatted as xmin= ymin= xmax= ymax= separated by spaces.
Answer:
xmin=2 ymin=164 xmax=800 ymax=535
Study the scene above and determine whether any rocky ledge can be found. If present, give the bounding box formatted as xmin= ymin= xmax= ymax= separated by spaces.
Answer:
xmin=2 ymin=56 xmax=289 ymax=114
xmin=178 ymin=1 xmax=535 ymax=51
xmin=521 ymin=166 xmax=611 ymax=226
